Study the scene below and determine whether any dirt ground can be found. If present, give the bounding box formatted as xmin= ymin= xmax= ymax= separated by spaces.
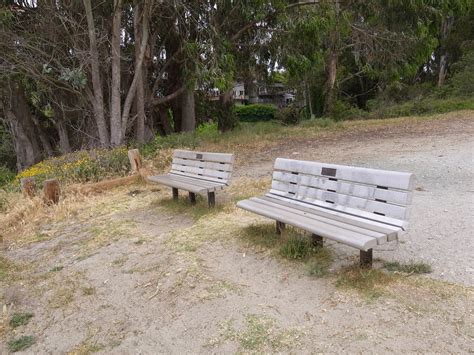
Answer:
xmin=1 ymin=112 xmax=473 ymax=353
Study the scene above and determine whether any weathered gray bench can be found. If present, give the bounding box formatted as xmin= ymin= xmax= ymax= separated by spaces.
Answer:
xmin=237 ymin=158 xmax=415 ymax=266
xmin=148 ymin=149 xmax=234 ymax=207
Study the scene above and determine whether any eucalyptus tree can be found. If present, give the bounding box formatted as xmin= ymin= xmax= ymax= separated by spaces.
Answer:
xmin=280 ymin=0 xmax=455 ymax=115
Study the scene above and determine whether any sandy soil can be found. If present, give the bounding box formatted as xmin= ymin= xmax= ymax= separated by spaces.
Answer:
xmin=236 ymin=114 xmax=474 ymax=286
xmin=1 ymin=113 xmax=473 ymax=353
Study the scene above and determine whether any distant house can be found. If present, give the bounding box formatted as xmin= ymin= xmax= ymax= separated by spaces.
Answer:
xmin=208 ymin=82 xmax=295 ymax=107
xmin=257 ymin=83 xmax=295 ymax=107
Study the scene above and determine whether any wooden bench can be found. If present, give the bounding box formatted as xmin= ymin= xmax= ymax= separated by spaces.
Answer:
xmin=237 ymin=158 xmax=415 ymax=267
xmin=148 ymin=150 xmax=234 ymax=207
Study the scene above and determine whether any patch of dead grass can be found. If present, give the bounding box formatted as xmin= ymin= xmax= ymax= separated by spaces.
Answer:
xmin=335 ymin=265 xmax=397 ymax=301
xmin=207 ymin=313 xmax=306 ymax=352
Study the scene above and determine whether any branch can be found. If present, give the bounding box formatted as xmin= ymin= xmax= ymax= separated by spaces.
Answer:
xmin=286 ymin=0 xmax=321 ymax=10
xmin=151 ymin=86 xmax=186 ymax=106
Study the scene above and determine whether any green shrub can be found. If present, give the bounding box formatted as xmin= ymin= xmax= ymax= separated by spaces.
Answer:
xmin=10 ymin=312 xmax=34 ymax=328
xmin=279 ymin=236 xmax=311 ymax=260
xmin=332 ymin=100 xmax=368 ymax=121
xmin=449 ymin=46 xmax=474 ymax=96
xmin=0 ymin=165 xmax=15 ymax=187
xmin=141 ymin=132 xmax=200 ymax=157
xmin=14 ymin=148 xmax=130 ymax=186
xmin=276 ymin=106 xmax=301 ymax=125
xmin=8 ymin=335 xmax=35 ymax=352
xmin=234 ymin=104 xmax=277 ymax=122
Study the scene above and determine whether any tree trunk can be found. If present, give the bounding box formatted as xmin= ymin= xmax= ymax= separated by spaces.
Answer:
xmin=83 ymin=0 xmax=110 ymax=147
xmin=7 ymin=110 xmax=39 ymax=171
xmin=31 ymin=115 xmax=54 ymax=157
xmin=122 ymin=1 xmax=150 ymax=137
xmin=158 ymin=107 xmax=172 ymax=135
xmin=323 ymin=1 xmax=340 ymax=116
xmin=217 ymin=89 xmax=236 ymax=132
xmin=110 ymin=0 xmax=123 ymax=146
xmin=245 ymin=79 xmax=258 ymax=104
xmin=171 ymin=97 xmax=182 ymax=133
xmin=438 ymin=54 xmax=448 ymax=87
xmin=437 ymin=16 xmax=454 ymax=87
xmin=56 ymin=119 xmax=71 ymax=154
xmin=180 ymin=86 xmax=196 ymax=132
xmin=305 ymin=78 xmax=313 ymax=118
xmin=7 ymin=83 xmax=42 ymax=169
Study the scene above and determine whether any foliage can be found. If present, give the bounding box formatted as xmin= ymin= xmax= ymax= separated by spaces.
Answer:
xmin=7 ymin=335 xmax=35 ymax=352
xmin=279 ymin=235 xmax=312 ymax=260
xmin=13 ymin=148 xmax=130 ymax=187
xmin=234 ymin=104 xmax=277 ymax=122
xmin=0 ymin=122 xmax=15 ymax=171
xmin=9 ymin=312 xmax=34 ymax=328
xmin=275 ymin=106 xmax=301 ymax=125
xmin=0 ymin=165 xmax=15 ymax=187
xmin=449 ymin=44 xmax=474 ymax=96
xmin=366 ymin=97 xmax=474 ymax=119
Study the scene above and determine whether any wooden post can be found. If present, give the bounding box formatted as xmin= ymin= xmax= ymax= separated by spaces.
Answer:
xmin=312 ymin=234 xmax=323 ymax=248
xmin=43 ymin=179 xmax=60 ymax=205
xmin=189 ymin=192 xmax=196 ymax=205
xmin=20 ymin=177 xmax=36 ymax=198
xmin=360 ymin=249 xmax=373 ymax=268
xmin=208 ymin=191 xmax=215 ymax=208
xmin=172 ymin=188 xmax=179 ymax=200
xmin=127 ymin=149 xmax=142 ymax=173
xmin=276 ymin=221 xmax=285 ymax=235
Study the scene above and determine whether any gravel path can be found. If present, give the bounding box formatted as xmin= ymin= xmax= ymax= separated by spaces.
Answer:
xmin=236 ymin=114 xmax=474 ymax=285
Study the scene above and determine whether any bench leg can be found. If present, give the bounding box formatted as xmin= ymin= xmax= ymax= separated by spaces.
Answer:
xmin=208 ymin=191 xmax=215 ymax=208
xmin=312 ymin=234 xmax=323 ymax=248
xmin=189 ymin=192 xmax=196 ymax=205
xmin=276 ymin=221 xmax=285 ymax=235
xmin=360 ymin=249 xmax=373 ymax=268
xmin=172 ymin=188 xmax=178 ymax=200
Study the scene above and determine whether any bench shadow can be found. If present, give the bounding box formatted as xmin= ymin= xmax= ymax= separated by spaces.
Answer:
xmin=153 ymin=195 xmax=224 ymax=220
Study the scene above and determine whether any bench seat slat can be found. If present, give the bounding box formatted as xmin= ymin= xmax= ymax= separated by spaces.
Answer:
xmin=252 ymin=196 xmax=388 ymax=244
xmin=260 ymin=193 xmax=403 ymax=241
xmin=170 ymin=171 xmax=229 ymax=184
xmin=237 ymin=199 xmax=379 ymax=250
xmin=274 ymin=158 xmax=414 ymax=191
xmin=166 ymin=173 xmax=227 ymax=189
xmin=148 ymin=174 xmax=226 ymax=193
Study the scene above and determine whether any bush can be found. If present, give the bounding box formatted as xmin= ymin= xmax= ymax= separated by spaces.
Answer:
xmin=279 ymin=236 xmax=311 ymax=260
xmin=0 ymin=165 xmax=15 ymax=187
xmin=140 ymin=131 xmax=200 ymax=158
xmin=13 ymin=148 xmax=130 ymax=186
xmin=449 ymin=46 xmax=474 ymax=96
xmin=234 ymin=104 xmax=277 ymax=122
xmin=276 ymin=106 xmax=301 ymax=125
xmin=7 ymin=335 xmax=35 ymax=352
xmin=10 ymin=312 xmax=34 ymax=328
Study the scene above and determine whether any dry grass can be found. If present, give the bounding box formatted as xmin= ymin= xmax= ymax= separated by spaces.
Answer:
xmin=207 ymin=314 xmax=305 ymax=351
xmin=335 ymin=265 xmax=397 ymax=300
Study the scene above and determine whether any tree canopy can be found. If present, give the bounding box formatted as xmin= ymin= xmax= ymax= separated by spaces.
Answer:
xmin=0 ymin=0 xmax=472 ymax=171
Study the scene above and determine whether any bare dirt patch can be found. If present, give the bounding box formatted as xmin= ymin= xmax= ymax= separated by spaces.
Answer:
xmin=1 ymin=112 xmax=473 ymax=353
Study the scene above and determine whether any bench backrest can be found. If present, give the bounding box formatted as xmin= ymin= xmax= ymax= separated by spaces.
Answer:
xmin=170 ymin=150 xmax=234 ymax=185
xmin=269 ymin=158 xmax=414 ymax=226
